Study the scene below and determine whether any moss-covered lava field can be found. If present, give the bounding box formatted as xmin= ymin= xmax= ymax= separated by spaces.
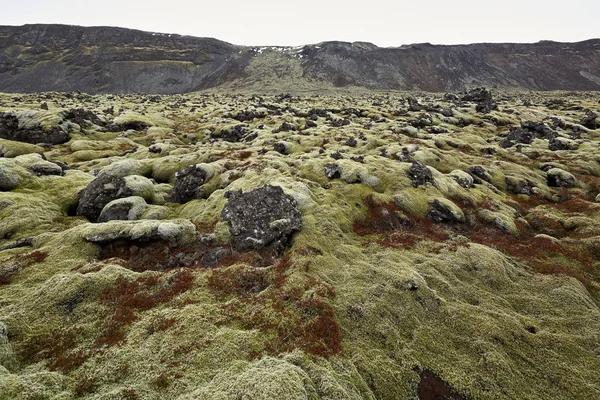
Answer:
xmin=0 ymin=89 xmax=599 ymax=399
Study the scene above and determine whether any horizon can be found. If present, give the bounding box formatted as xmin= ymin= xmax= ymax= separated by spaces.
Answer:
xmin=1 ymin=0 xmax=599 ymax=48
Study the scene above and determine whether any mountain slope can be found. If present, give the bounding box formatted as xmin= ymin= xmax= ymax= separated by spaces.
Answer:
xmin=0 ymin=24 xmax=599 ymax=93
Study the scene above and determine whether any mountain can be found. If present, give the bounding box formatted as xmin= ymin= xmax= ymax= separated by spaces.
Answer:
xmin=0 ymin=24 xmax=599 ymax=93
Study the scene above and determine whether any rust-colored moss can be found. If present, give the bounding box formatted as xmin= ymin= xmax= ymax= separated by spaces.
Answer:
xmin=96 ymin=269 xmax=194 ymax=346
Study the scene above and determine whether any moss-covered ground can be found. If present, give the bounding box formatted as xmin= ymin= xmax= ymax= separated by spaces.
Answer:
xmin=0 ymin=90 xmax=599 ymax=399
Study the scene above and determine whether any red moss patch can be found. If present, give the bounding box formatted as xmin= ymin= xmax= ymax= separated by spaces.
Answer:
xmin=96 ymin=269 xmax=194 ymax=346
xmin=210 ymin=255 xmax=342 ymax=358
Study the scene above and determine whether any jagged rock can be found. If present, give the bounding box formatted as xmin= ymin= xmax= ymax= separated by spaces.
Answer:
xmin=410 ymin=113 xmax=433 ymax=128
xmin=407 ymin=97 xmax=425 ymax=111
xmin=548 ymin=138 xmax=579 ymax=151
xmin=98 ymin=196 xmax=147 ymax=222
xmin=521 ymin=121 xmax=557 ymax=140
xmin=272 ymin=122 xmax=296 ymax=133
xmin=329 ymin=118 xmax=350 ymax=127
xmin=461 ymin=87 xmax=492 ymax=102
xmin=62 ymin=108 xmax=106 ymax=128
xmin=76 ymin=172 xmax=132 ymax=222
xmin=221 ymin=185 xmax=303 ymax=254
xmin=408 ymin=161 xmax=434 ymax=187
xmin=468 ymin=166 xmax=491 ymax=183
xmin=217 ymin=124 xmax=255 ymax=142
xmin=580 ymin=110 xmax=598 ymax=129
xmin=461 ymin=87 xmax=496 ymax=113
xmin=547 ymin=168 xmax=576 ymax=188
xmin=324 ymin=163 xmax=342 ymax=180
xmin=229 ymin=108 xmax=267 ymax=122
xmin=330 ymin=151 xmax=343 ymax=160
xmin=344 ymin=137 xmax=357 ymax=147
xmin=0 ymin=110 xmax=71 ymax=144
xmin=171 ymin=164 xmax=211 ymax=204
xmin=500 ymin=127 xmax=533 ymax=148
xmin=428 ymin=199 xmax=464 ymax=223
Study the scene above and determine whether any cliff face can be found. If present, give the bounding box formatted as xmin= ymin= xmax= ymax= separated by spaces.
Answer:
xmin=1 ymin=24 xmax=599 ymax=93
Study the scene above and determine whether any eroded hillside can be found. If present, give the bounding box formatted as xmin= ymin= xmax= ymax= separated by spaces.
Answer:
xmin=0 ymin=89 xmax=599 ymax=399
xmin=1 ymin=24 xmax=599 ymax=93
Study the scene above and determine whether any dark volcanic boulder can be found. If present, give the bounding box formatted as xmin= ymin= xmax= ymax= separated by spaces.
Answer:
xmin=63 ymin=108 xmax=106 ymax=128
xmin=461 ymin=87 xmax=497 ymax=113
xmin=521 ymin=121 xmax=557 ymax=140
xmin=500 ymin=127 xmax=533 ymax=148
xmin=580 ymin=110 xmax=599 ymax=130
xmin=0 ymin=110 xmax=71 ymax=145
xmin=171 ymin=165 xmax=210 ymax=203
xmin=217 ymin=124 xmax=256 ymax=143
xmin=408 ymin=161 xmax=434 ymax=187
xmin=76 ymin=173 xmax=132 ymax=222
xmin=428 ymin=200 xmax=464 ymax=223
xmin=221 ymin=185 xmax=303 ymax=254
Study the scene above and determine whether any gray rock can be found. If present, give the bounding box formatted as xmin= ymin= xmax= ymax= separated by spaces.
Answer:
xmin=408 ymin=161 xmax=434 ymax=187
xmin=221 ymin=185 xmax=303 ymax=254
xmin=428 ymin=200 xmax=464 ymax=223
xmin=274 ymin=141 xmax=292 ymax=155
xmin=580 ymin=110 xmax=598 ymax=130
xmin=171 ymin=164 xmax=210 ymax=204
xmin=98 ymin=196 xmax=147 ymax=222
xmin=468 ymin=166 xmax=491 ymax=183
xmin=30 ymin=161 xmax=64 ymax=176
xmin=324 ymin=163 xmax=342 ymax=180
xmin=76 ymin=172 xmax=132 ymax=222
xmin=0 ymin=164 xmax=20 ymax=191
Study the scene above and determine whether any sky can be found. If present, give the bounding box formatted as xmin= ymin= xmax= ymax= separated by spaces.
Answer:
xmin=1 ymin=0 xmax=599 ymax=47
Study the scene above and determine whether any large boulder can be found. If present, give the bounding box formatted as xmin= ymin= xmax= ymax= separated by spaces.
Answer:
xmin=221 ymin=185 xmax=303 ymax=254
xmin=171 ymin=164 xmax=211 ymax=204
xmin=0 ymin=110 xmax=71 ymax=145
xmin=76 ymin=173 xmax=132 ymax=222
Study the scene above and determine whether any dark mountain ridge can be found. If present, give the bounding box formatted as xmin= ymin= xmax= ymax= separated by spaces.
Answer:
xmin=1 ymin=24 xmax=599 ymax=93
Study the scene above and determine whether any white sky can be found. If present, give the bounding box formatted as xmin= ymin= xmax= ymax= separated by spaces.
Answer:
xmin=1 ymin=0 xmax=599 ymax=47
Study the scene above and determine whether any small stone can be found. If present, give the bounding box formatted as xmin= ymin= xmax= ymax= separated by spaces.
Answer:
xmin=324 ymin=163 xmax=342 ymax=180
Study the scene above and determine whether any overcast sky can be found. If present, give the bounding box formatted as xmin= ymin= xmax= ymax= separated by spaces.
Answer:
xmin=1 ymin=0 xmax=599 ymax=47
